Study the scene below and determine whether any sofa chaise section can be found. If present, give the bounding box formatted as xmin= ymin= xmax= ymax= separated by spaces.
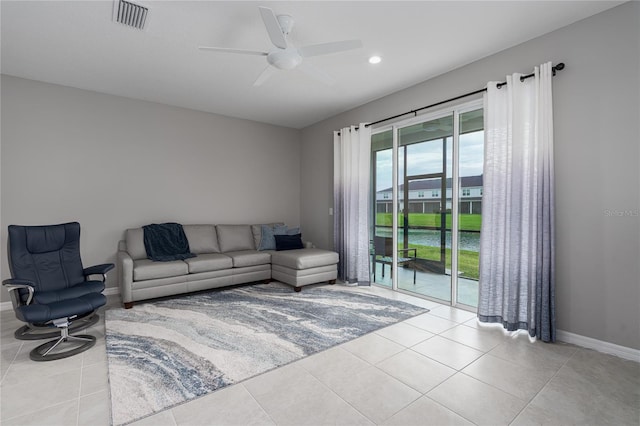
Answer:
xmin=271 ymin=248 xmax=339 ymax=291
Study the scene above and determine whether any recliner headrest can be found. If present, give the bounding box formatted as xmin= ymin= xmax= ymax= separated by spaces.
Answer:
xmin=10 ymin=222 xmax=81 ymax=254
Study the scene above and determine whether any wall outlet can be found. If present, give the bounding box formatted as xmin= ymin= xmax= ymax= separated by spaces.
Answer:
xmin=329 ymin=208 xmax=333 ymax=215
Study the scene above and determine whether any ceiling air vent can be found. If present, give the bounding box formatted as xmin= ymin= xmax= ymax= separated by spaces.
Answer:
xmin=113 ymin=0 xmax=149 ymax=30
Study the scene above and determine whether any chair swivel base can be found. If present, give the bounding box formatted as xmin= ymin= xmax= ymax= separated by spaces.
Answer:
xmin=30 ymin=330 xmax=96 ymax=362
xmin=30 ymin=335 xmax=96 ymax=361
xmin=28 ymin=317 xmax=97 ymax=361
xmin=14 ymin=312 xmax=100 ymax=341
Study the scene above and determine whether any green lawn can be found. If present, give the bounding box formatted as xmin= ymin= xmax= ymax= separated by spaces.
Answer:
xmin=406 ymin=244 xmax=480 ymax=280
xmin=376 ymin=213 xmax=481 ymax=232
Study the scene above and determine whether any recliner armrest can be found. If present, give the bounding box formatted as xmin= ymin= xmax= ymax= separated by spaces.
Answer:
xmin=2 ymin=278 xmax=34 ymax=287
xmin=2 ymin=278 xmax=35 ymax=305
xmin=83 ymin=263 xmax=115 ymax=282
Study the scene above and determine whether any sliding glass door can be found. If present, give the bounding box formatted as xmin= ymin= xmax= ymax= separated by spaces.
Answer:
xmin=371 ymin=101 xmax=483 ymax=309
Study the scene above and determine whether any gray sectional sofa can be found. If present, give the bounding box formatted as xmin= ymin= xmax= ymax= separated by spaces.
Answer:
xmin=117 ymin=224 xmax=339 ymax=308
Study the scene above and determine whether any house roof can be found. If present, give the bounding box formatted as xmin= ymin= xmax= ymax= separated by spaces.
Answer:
xmin=378 ymin=175 xmax=483 ymax=193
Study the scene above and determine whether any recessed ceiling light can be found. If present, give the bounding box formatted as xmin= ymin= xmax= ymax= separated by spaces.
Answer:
xmin=369 ymin=56 xmax=382 ymax=64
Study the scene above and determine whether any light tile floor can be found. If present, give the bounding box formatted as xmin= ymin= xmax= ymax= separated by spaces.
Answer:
xmin=1 ymin=284 xmax=638 ymax=425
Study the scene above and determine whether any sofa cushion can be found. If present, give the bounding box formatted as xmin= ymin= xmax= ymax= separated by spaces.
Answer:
xmin=125 ymin=228 xmax=147 ymax=260
xmin=184 ymin=253 xmax=232 ymax=273
xmin=270 ymin=248 xmax=339 ymax=270
xmin=133 ymin=259 xmax=188 ymax=281
xmin=216 ymin=225 xmax=255 ymax=252
xmin=224 ymin=250 xmax=271 ymax=268
xmin=183 ymin=225 xmax=220 ymax=254
xmin=251 ymin=223 xmax=284 ymax=250
xmin=275 ymin=234 xmax=304 ymax=251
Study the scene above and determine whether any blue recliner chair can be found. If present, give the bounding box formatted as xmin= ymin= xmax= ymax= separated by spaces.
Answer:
xmin=3 ymin=222 xmax=114 ymax=361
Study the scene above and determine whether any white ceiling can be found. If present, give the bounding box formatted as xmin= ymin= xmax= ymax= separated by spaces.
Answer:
xmin=1 ymin=1 xmax=623 ymax=129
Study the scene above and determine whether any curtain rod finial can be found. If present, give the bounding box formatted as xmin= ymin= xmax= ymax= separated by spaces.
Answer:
xmin=552 ymin=62 xmax=565 ymax=76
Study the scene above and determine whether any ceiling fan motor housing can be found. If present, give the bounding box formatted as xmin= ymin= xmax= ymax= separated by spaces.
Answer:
xmin=267 ymin=48 xmax=303 ymax=70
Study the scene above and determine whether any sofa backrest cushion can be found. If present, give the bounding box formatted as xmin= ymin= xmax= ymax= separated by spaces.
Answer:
xmin=216 ymin=225 xmax=255 ymax=252
xmin=183 ymin=225 xmax=220 ymax=254
xmin=125 ymin=228 xmax=147 ymax=260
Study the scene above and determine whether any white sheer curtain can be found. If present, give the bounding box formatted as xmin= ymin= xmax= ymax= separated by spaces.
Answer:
xmin=333 ymin=124 xmax=372 ymax=285
xmin=479 ymin=62 xmax=556 ymax=342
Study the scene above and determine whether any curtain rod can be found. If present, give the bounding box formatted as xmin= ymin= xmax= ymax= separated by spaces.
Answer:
xmin=343 ymin=62 xmax=564 ymax=131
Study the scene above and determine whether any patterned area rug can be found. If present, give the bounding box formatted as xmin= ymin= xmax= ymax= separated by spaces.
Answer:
xmin=105 ymin=282 xmax=428 ymax=425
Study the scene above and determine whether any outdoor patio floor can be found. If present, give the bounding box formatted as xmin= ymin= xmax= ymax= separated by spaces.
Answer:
xmin=372 ymin=263 xmax=479 ymax=307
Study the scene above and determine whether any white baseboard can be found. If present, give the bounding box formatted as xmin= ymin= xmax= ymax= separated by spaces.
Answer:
xmin=1 ymin=287 xmax=121 ymax=312
xmin=0 ymin=300 xmax=12 ymax=312
xmin=104 ymin=287 xmax=120 ymax=296
xmin=556 ymin=329 xmax=640 ymax=362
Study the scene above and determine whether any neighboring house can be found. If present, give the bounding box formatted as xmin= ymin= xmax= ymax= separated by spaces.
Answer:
xmin=377 ymin=175 xmax=483 ymax=214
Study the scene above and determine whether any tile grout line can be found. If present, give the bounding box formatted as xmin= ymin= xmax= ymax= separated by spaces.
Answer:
xmin=506 ymin=345 xmax=582 ymax=425
xmin=239 ymin=382 xmax=284 ymax=426
xmin=0 ymin=340 xmax=24 ymax=385
xmin=76 ymin=350 xmax=87 ymax=426
xmin=422 ymin=393 xmax=479 ymax=425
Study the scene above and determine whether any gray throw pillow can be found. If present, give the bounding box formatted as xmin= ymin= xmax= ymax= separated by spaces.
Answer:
xmin=258 ymin=224 xmax=287 ymax=250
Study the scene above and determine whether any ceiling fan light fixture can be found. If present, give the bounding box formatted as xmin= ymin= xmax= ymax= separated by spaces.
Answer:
xmin=369 ymin=55 xmax=382 ymax=64
xmin=267 ymin=49 xmax=303 ymax=70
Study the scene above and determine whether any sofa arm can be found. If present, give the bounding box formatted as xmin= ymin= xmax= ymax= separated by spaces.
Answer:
xmin=117 ymin=250 xmax=134 ymax=306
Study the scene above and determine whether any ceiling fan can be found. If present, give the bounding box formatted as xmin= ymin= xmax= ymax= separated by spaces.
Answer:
xmin=199 ymin=6 xmax=363 ymax=86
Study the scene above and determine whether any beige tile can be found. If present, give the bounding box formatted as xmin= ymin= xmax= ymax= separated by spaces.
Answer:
xmin=82 ymin=340 xmax=108 ymax=366
xmin=78 ymin=389 xmax=111 ymax=426
xmin=172 ymin=384 xmax=274 ymax=425
xmin=0 ymin=318 xmax=21 ymax=342
xmin=374 ymin=322 xmax=434 ymax=347
xmin=377 ymin=349 xmax=456 ymax=393
xmin=440 ymin=324 xmax=508 ymax=352
xmin=428 ymin=373 xmax=526 ymax=425
xmin=382 ymin=395 xmax=474 ymax=426
xmin=412 ymin=336 xmax=484 ymax=370
xmin=1 ymin=340 xmax=84 ymax=387
xmin=462 ymin=317 xmax=482 ymax=329
xmin=403 ymin=313 xmax=457 ymax=334
xmin=2 ymin=399 xmax=79 ymax=426
xmin=0 ymin=341 xmax=21 ymax=382
xmin=0 ymin=368 xmax=81 ymax=420
xmin=81 ymin=362 xmax=109 ymax=396
xmin=489 ymin=335 xmax=576 ymax=371
xmin=510 ymin=404 xmax=579 ymax=426
xmin=527 ymin=356 xmax=640 ymax=425
xmin=297 ymin=346 xmax=370 ymax=388
xmin=462 ymin=354 xmax=556 ymax=401
xmin=244 ymin=364 xmax=372 ymax=425
xmin=129 ymin=409 xmax=177 ymax=426
xmin=331 ymin=365 xmax=421 ymax=424
xmin=428 ymin=306 xmax=477 ymax=323
xmin=341 ymin=332 xmax=405 ymax=364
xmin=562 ymin=348 xmax=640 ymax=408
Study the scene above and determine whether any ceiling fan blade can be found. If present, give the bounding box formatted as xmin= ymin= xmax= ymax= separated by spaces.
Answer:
xmin=298 ymin=61 xmax=335 ymax=86
xmin=199 ymin=46 xmax=268 ymax=56
xmin=253 ymin=65 xmax=277 ymax=87
xmin=298 ymin=40 xmax=363 ymax=58
xmin=259 ymin=6 xmax=287 ymax=49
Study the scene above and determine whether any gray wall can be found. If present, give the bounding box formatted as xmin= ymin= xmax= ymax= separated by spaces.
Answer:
xmin=1 ymin=75 xmax=301 ymax=299
xmin=300 ymin=2 xmax=639 ymax=349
